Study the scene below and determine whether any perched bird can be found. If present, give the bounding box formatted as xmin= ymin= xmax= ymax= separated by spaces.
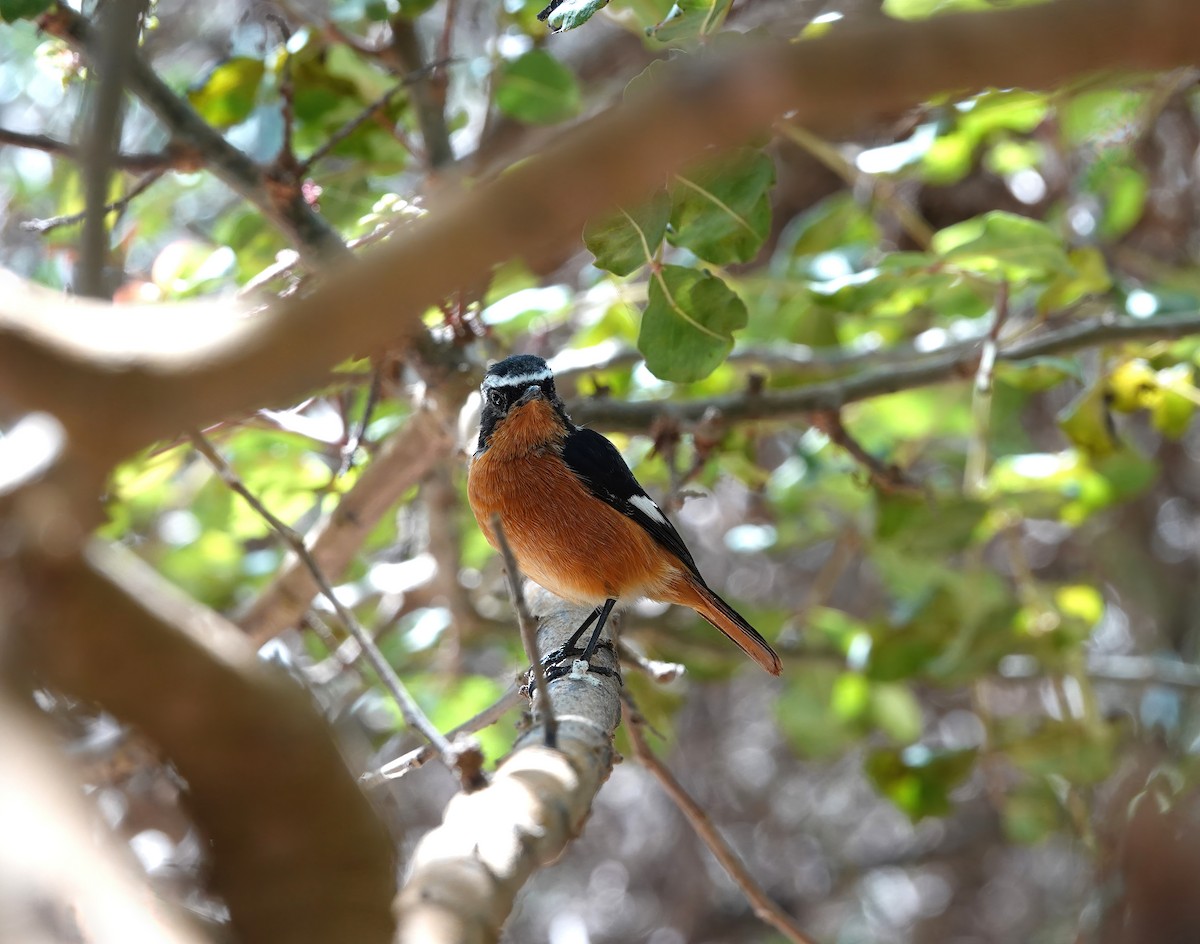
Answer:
xmin=467 ymin=354 xmax=782 ymax=676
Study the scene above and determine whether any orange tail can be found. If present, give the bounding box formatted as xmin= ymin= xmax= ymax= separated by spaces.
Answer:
xmin=670 ymin=575 xmax=782 ymax=676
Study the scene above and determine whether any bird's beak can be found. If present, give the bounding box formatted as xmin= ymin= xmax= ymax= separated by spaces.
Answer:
xmin=516 ymin=384 xmax=544 ymax=405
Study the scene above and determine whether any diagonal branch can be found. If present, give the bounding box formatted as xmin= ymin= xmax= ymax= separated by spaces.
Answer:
xmin=18 ymin=541 xmax=396 ymax=944
xmin=38 ymin=6 xmax=348 ymax=263
xmin=394 ymin=592 xmax=622 ymax=944
xmin=188 ymin=430 xmax=457 ymax=763
xmin=625 ymin=699 xmax=818 ymax=944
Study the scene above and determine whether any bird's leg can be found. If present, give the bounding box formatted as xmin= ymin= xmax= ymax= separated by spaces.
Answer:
xmin=541 ymin=598 xmax=621 ymax=683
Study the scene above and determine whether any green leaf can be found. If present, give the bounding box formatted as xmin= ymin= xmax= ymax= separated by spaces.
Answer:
xmin=876 ymin=493 xmax=987 ymax=556
xmin=866 ymin=746 xmax=977 ymax=820
xmin=650 ymin=0 xmax=732 ymax=43
xmin=638 ymin=265 xmax=747 ymax=382
xmin=583 ymin=192 xmax=670 ymax=276
xmin=776 ymin=664 xmax=861 ymax=758
xmin=495 ymin=50 xmax=581 ymax=125
xmin=397 ymin=0 xmax=439 ymax=17
xmin=1003 ymin=719 xmax=1116 ymax=785
xmin=1057 ymin=380 xmax=1117 ymax=458
xmin=0 ymin=0 xmax=50 ymax=21
xmin=541 ymin=0 xmax=611 ymax=32
xmin=870 ymin=684 xmax=924 ymax=743
xmin=1003 ymin=781 xmax=1064 ymax=844
xmin=933 ymin=211 xmax=1069 ymax=281
xmin=669 ymin=149 xmax=775 ymax=264
xmin=1153 ymin=365 xmax=1199 ymax=438
xmin=187 ymin=57 xmax=266 ymax=128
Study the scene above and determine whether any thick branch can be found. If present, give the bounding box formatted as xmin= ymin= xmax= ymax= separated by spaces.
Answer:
xmin=390 ymin=16 xmax=453 ymax=169
xmin=18 ymin=541 xmax=396 ymax=944
xmin=394 ymin=591 xmax=621 ymax=944
xmin=0 ymin=695 xmax=209 ymax=944
xmin=4 ymin=0 xmax=1199 ymax=459
xmin=570 ymin=311 xmax=1200 ymax=432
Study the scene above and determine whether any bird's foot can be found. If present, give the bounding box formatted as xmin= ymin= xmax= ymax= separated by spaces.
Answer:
xmin=521 ymin=640 xmax=621 ymax=692
xmin=538 ymin=638 xmax=615 ymax=669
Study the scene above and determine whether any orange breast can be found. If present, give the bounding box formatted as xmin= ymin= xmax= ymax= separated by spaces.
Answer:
xmin=468 ymin=403 xmax=674 ymax=604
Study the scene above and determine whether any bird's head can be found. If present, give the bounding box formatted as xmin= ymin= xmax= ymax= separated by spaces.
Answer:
xmin=476 ymin=354 xmax=571 ymax=452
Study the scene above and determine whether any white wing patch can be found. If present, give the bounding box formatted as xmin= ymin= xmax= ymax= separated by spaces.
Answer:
xmin=628 ymin=494 xmax=667 ymax=524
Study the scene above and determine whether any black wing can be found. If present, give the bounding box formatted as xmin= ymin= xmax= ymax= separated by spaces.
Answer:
xmin=561 ymin=426 xmax=703 ymax=580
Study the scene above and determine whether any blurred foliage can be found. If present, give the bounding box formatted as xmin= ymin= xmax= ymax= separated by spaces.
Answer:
xmin=5 ymin=0 xmax=1200 ymax=940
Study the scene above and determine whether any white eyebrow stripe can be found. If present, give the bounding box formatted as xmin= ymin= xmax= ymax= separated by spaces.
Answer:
xmin=482 ymin=368 xmax=554 ymax=389
xmin=628 ymin=494 xmax=667 ymax=524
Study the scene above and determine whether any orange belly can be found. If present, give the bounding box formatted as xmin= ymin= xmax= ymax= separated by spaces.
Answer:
xmin=468 ymin=444 xmax=674 ymax=604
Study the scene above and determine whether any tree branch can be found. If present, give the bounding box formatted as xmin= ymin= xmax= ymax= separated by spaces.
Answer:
xmin=394 ymin=592 xmax=621 ymax=944
xmin=39 ymin=6 xmax=348 ymax=264
xmin=77 ymin=0 xmax=144 ymax=298
xmin=571 ymin=311 xmax=1200 ymax=432
xmin=0 ymin=126 xmax=200 ymax=173
xmin=625 ymin=701 xmax=818 ymax=944
xmin=18 ymin=541 xmax=396 ymax=944
xmin=3 ymin=0 xmax=1199 ymax=459
xmin=189 ymin=430 xmax=458 ymax=767
xmin=389 ymin=16 xmax=454 ymax=169
xmin=0 ymin=694 xmax=209 ymax=944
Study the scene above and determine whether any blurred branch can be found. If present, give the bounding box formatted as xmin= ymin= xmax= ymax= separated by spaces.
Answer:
xmin=188 ymin=430 xmax=462 ymax=768
xmin=77 ymin=0 xmax=144 ymax=298
xmin=3 ymin=0 xmax=1200 ymax=456
xmin=19 ymin=541 xmax=396 ymax=944
xmin=0 ymin=694 xmax=210 ymax=944
xmin=364 ymin=682 xmax=523 ymax=784
xmin=810 ymin=408 xmax=919 ymax=493
xmin=573 ymin=311 xmax=1200 ymax=432
xmin=22 ymin=170 xmax=165 ymax=234
xmin=625 ymin=699 xmax=818 ymax=944
xmin=39 ymin=5 xmax=348 ymax=264
xmin=394 ymin=593 xmax=621 ymax=944
xmin=0 ymin=127 xmax=200 ymax=173
xmin=778 ymin=122 xmax=935 ymax=249
xmin=389 ymin=16 xmax=454 ymax=169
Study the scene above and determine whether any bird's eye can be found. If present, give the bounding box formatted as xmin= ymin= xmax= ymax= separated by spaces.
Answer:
xmin=486 ymin=389 xmax=505 ymax=409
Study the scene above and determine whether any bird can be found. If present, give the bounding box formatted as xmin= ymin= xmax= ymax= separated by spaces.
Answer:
xmin=466 ymin=353 xmax=782 ymax=677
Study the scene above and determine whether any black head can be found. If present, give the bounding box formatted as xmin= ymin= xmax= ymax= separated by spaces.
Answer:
xmin=476 ymin=354 xmax=570 ymax=451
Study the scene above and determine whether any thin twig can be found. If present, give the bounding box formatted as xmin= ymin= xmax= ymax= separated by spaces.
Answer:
xmin=338 ymin=366 xmax=383 ymax=477
xmin=297 ymin=62 xmax=452 ymax=176
xmin=363 ymin=682 xmax=523 ymax=785
xmin=187 ymin=430 xmax=453 ymax=758
xmin=964 ymin=281 xmax=1010 ymax=493
xmin=40 ymin=4 xmax=349 ymax=263
xmin=624 ymin=697 xmax=819 ymax=944
xmin=491 ymin=514 xmax=557 ymax=749
xmin=0 ymin=126 xmax=191 ymax=172
xmin=810 ymin=408 xmax=919 ymax=494
xmin=22 ymin=170 xmax=164 ymax=234
xmin=617 ymin=640 xmax=685 ymax=683
xmin=779 ymin=121 xmax=935 ymax=250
